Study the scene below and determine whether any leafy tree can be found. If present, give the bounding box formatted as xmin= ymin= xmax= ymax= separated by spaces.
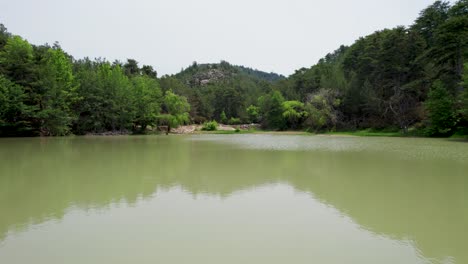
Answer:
xmin=0 ymin=24 xmax=11 ymax=51
xmin=458 ymin=63 xmax=468 ymax=132
xmin=220 ymin=110 xmax=227 ymax=124
xmin=411 ymin=1 xmax=450 ymax=46
xmin=246 ymin=105 xmax=260 ymax=123
xmin=141 ymin=65 xmax=157 ymax=78
xmin=123 ymin=59 xmax=140 ymax=76
xmin=158 ymin=90 xmax=190 ymax=134
xmin=73 ymin=58 xmax=106 ymax=133
xmin=448 ymin=0 xmax=468 ymax=18
xmin=258 ymin=91 xmax=285 ymax=130
xmin=0 ymin=75 xmax=35 ymax=136
xmin=100 ymin=63 xmax=135 ymax=131
xmin=304 ymin=88 xmax=342 ymax=131
xmin=0 ymin=35 xmax=35 ymax=87
xmin=282 ymin=101 xmax=308 ymax=129
xmin=425 ymin=80 xmax=457 ymax=135
xmin=35 ymin=47 xmax=78 ymax=135
xmin=131 ymin=76 xmax=162 ymax=133
xmin=430 ymin=13 xmax=468 ymax=89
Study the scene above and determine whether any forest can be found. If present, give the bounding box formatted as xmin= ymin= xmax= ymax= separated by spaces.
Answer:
xmin=0 ymin=0 xmax=467 ymax=137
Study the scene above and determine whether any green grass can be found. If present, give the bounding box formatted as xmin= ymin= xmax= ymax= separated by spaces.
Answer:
xmin=320 ymin=129 xmax=403 ymax=137
xmin=449 ymin=132 xmax=468 ymax=140
xmin=197 ymin=128 xmax=402 ymax=137
xmin=198 ymin=129 xmax=257 ymax=134
xmin=191 ymin=127 xmax=468 ymax=138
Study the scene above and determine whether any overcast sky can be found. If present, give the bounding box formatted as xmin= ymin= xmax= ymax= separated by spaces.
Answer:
xmin=0 ymin=0 xmax=448 ymax=76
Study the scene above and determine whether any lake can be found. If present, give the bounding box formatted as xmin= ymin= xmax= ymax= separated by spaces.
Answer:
xmin=0 ymin=135 xmax=467 ymax=264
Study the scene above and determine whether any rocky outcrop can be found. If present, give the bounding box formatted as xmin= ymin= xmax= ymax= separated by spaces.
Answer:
xmin=190 ymin=68 xmax=233 ymax=86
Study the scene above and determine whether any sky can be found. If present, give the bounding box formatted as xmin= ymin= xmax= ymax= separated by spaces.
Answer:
xmin=0 ymin=0 xmax=449 ymax=76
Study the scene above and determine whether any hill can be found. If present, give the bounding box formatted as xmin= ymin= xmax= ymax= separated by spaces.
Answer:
xmin=159 ymin=61 xmax=284 ymax=122
xmin=173 ymin=61 xmax=284 ymax=87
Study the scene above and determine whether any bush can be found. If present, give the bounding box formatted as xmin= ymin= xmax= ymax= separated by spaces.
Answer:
xmin=228 ymin=117 xmax=241 ymax=125
xmin=246 ymin=105 xmax=259 ymax=123
xmin=202 ymin=120 xmax=218 ymax=131
xmin=220 ymin=111 xmax=227 ymax=124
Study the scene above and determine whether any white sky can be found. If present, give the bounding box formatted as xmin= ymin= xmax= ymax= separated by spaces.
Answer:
xmin=0 ymin=0 xmax=449 ymax=76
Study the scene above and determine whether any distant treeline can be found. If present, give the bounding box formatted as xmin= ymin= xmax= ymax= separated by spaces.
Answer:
xmin=0 ymin=0 xmax=467 ymax=136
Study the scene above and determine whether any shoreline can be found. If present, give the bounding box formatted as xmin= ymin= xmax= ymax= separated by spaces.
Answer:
xmin=2 ymin=125 xmax=466 ymax=139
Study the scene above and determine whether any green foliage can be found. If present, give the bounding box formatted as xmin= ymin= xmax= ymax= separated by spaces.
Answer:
xmin=228 ymin=117 xmax=241 ymax=125
xmin=456 ymin=62 xmax=468 ymax=134
xmin=425 ymin=81 xmax=457 ymax=135
xmin=202 ymin=120 xmax=218 ymax=131
xmin=0 ymin=35 xmax=34 ymax=87
xmin=0 ymin=75 xmax=35 ymax=136
xmin=123 ymin=59 xmax=140 ymax=76
xmin=131 ymin=76 xmax=162 ymax=132
xmin=304 ymin=89 xmax=342 ymax=131
xmin=246 ymin=105 xmax=260 ymax=123
xmin=157 ymin=90 xmax=190 ymax=130
xmin=220 ymin=110 xmax=227 ymax=124
xmin=167 ymin=61 xmax=275 ymax=122
xmin=258 ymin=91 xmax=285 ymax=130
xmin=430 ymin=13 xmax=468 ymax=88
xmin=36 ymin=47 xmax=78 ymax=135
xmin=0 ymin=24 xmax=11 ymax=50
xmin=411 ymin=0 xmax=450 ymax=46
xmin=98 ymin=63 xmax=135 ymax=131
xmin=73 ymin=59 xmax=161 ymax=134
xmin=281 ymin=101 xmax=308 ymax=129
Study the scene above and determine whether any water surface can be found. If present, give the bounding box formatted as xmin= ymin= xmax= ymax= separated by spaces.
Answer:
xmin=0 ymin=135 xmax=467 ymax=264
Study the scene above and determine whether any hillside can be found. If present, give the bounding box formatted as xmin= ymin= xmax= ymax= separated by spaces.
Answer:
xmin=159 ymin=61 xmax=284 ymax=122
xmin=173 ymin=61 xmax=285 ymax=87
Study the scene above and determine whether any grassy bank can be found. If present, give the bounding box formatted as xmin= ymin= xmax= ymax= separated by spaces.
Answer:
xmin=321 ymin=130 xmax=403 ymax=137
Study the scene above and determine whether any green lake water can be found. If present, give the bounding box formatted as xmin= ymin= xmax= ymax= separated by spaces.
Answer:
xmin=0 ymin=135 xmax=467 ymax=264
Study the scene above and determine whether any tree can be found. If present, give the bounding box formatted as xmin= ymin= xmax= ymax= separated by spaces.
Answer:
xmin=123 ymin=59 xmax=140 ymax=76
xmin=246 ymin=105 xmax=259 ymax=123
xmin=425 ymin=80 xmax=456 ymax=135
xmin=86 ymin=62 xmax=135 ymax=132
xmin=448 ymin=0 xmax=468 ymax=18
xmin=282 ymin=101 xmax=308 ymax=129
xmin=304 ymin=88 xmax=342 ymax=131
xmin=220 ymin=110 xmax=227 ymax=124
xmin=141 ymin=65 xmax=157 ymax=78
xmin=0 ymin=24 xmax=11 ymax=50
xmin=73 ymin=58 xmax=106 ymax=133
xmin=411 ymin=1 xmax=450 ymax=46
xmin=0 ymin=75 xmax=35 ymax=136
xmin=131 ymin=76 xmax=162 ymax=132
xmin=458 ymin=63 xmax=468 ymax=132
xmin=35 ymin=47 xmax=79 ymax=135
xmin=158 ymin=90 xmax=190 ymax=134
xmin=0 ymin=35 xmax=34 ymax=87
xmin=258 ymin=91 xmax=285 ymax=130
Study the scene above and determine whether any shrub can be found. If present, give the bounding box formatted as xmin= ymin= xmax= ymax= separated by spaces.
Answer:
xmin=228 ymin=117 xmax=241 ymax=125
xmin=202 ymin=120 xmax=218 ymax=131
xmin=220 ymin=111 xmax=228 ymax=124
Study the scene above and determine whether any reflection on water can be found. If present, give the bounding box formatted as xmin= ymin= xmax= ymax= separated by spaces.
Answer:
xmin=0 ymin=135 xmax=467 ymax=264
